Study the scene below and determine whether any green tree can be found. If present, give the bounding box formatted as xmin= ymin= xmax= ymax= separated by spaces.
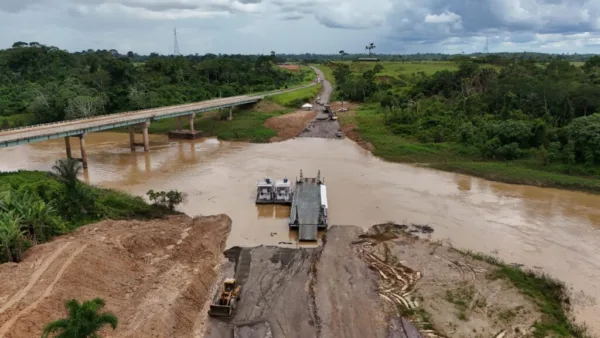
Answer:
xmin=365 ymin=42 xmax=376 ymax=56
xmin=52 ymin=158 xmax=82 ymax=192
xmin=146 ymin=189 xmax=187 ymax=210
xmin=0 ymin=211 xmax=26 ymax=262
xmin=42 ymin=298 xmax=118 ymax=338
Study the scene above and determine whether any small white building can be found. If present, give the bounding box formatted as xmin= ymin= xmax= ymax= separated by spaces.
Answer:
xmin=302 ymin=103 xmax=313 ymax=110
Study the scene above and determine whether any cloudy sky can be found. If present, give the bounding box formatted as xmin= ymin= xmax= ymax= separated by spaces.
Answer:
xmin=1 ymin=0 xmax=599 ymax=55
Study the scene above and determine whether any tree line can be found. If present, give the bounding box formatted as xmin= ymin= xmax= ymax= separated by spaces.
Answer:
xmin=0 ymin=42 xmax=307 ymax=128
xmin=331 ymin=56 xmax=600 ymax=171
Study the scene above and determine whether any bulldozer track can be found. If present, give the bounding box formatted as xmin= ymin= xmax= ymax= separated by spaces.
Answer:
xmin=0 ymin=244 xmax=87 ymax=336
xmin=0 ymin=242 xmax=72 ymax=315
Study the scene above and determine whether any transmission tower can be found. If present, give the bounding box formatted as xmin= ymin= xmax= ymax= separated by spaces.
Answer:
xmin=173 ymin=28 xmax=180 ymax=56
xmin=484 ymin=36 xmax=489 ymax=54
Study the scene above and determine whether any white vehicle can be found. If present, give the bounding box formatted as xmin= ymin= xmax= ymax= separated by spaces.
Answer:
xmin=320 ymin=184 xmax=328 ymax=224
xmin=256 ymin=178 xmax=274 ymax=204
xmin=273 ymin=178 xmax=293 ymax=204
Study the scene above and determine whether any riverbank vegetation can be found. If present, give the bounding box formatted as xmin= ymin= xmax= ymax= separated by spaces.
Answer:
xmin=270 ymin=83 xmax=321 ymax=107
xmin=0 ymin=42 xmax=308 ymax=128
xmin=144 ymin=82 xmax=320 ymax=142
xmin=144 ymin=102 xmax=294 ymax=143
xmin=327 ymin=56 xmax=600 ymax=193
xmin=0 ymin=159 xmax=176 ymax=263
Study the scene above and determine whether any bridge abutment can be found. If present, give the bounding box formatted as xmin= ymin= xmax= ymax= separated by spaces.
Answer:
xmin=168 ymin=113 xmax=202 ymax=140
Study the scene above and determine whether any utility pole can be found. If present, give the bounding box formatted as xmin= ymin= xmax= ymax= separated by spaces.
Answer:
xmin=173 ymin=28 xmax=180 ymax=56
xmin=484 ymin=36 xmax=489 ymax=54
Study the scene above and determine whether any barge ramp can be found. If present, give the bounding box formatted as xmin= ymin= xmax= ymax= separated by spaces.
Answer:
xmin=289 ymin=170 xmax=327 ymax=241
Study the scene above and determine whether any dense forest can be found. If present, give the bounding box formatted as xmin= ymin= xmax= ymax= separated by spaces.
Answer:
xmin=331 ymin=56 xmax=600 ymax=172
xmin=0 ymin=42 xmax=308 ymax=128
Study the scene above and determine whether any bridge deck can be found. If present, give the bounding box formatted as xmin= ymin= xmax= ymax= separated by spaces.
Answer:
xmin=0 ymin=83 xmax=316 ymax=148
xmin=289 ymin=177 xmax=324 ymax=242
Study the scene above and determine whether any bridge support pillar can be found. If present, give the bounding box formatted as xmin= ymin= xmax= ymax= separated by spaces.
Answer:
xmin=64 ymin=137 xmax=72 ymax=159
xmin=142 ymin=121 xmax=150 ymax=152
xmin=188 ymin=114 xmax=195 ymax=133
xmin=168 ymin=114 xmax=201 ymax=140
xmin=78 ymin=134 xmax=88 ymax=169
xmin=228 ymin=107 xmax=233 ymax=121
xmin=129 ymin=126 xmax=136 ymax=151
xmin=128 ymin=121 xmax=151 ymax=152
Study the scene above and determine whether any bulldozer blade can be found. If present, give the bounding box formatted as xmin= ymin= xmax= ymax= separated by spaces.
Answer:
xmin=209 ymin=305 xmax=232 ymax=317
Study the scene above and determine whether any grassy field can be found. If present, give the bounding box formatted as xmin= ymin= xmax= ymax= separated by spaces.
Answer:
xmin=269 ymin=83 xmax=321 ymax=107
xmin=144 ymin=81 xmax=320 ymax=142
xmin=313 ymin=64 xmax=336 ymax=85
xmin=346 ymin=61 xmax=458 ymax=76
xmin=145 ymin=106 xmax=290 ymax=143
xmin=326 ymin=61 xmax=460 ymax=78
xmin=339 ymin=104 xmax=600 ymax=194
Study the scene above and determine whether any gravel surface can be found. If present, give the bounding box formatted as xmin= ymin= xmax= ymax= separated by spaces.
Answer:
xmin=297 ymin=67 xmax=343 ymax=140
xmin=206 ymin=226 xmax=388 ymax=338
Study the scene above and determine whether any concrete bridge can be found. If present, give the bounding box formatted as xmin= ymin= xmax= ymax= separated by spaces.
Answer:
xmin=0 ymin=84 xmax=316 ymax=168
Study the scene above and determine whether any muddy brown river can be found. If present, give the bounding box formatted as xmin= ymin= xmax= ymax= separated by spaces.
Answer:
xmin=1 ymin=131 xmax=600 ymax=333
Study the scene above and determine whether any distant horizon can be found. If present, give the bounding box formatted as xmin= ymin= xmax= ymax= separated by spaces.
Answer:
xmin=3 ymin=42 xmax=598 ymax=58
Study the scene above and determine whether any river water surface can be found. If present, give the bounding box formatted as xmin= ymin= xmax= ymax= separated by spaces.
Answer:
xmin=1 ymin=132 xmax=600 ymax=333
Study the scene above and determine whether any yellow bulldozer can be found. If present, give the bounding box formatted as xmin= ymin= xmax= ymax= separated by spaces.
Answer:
xmin=208 ymin=278 xmax=242 ymax=317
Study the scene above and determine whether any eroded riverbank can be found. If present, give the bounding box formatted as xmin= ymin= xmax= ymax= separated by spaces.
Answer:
xmin=1 ymin=133 xmax=600 ymax=333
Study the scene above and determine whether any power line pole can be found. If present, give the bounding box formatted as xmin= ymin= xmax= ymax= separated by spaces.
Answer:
xmin=484 ymin=36 xmax=489 ymax=54
xmin=173 ymin=28 xmax=180 ymax=56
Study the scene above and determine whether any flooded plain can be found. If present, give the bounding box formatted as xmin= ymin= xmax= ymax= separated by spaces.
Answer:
xmin=1 ymin=131 xmax=600 ymax=332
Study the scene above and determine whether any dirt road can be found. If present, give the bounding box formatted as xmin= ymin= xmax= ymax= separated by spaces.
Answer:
xmin=205 ymin=226 xmax=388 ymax=338
xmin=206 ymin=224 xmax=549 ymax=338
xmin=297 ymin=67 xmax=342 ymax=139
xmin=0 ymin=215 xmax=231 ymax=338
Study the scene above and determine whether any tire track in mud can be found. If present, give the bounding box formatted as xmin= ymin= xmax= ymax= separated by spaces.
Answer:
xmin=0 ymin=242 xmax=72 ymax=314
xmin=0 ymin=244 xmax=88 ymax=336
xmin=307 ymin=240 xmax=325 ymax=338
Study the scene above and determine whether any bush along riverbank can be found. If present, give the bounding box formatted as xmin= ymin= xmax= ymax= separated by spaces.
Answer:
xmin=337 ymin=104 xmax=600 ymax=194
xmin=0 ymin=159 xmax=180 ymax=263
xmin=324 ymin=56 xmax=600 ymax=194
xmin=459 ymin=249 xmax=590 ymax=337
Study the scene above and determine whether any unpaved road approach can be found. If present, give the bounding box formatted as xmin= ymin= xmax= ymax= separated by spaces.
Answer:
xmin=206 ymin=226 xmax=389 ymax=338
xmin=206 ymin=224 xmax=549 ymax=338
xmin=297 ymin=67 xmax=342 ymax=139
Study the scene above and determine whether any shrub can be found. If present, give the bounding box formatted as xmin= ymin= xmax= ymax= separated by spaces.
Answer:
xmin=146 ymin=190 xmax=187 ymax=210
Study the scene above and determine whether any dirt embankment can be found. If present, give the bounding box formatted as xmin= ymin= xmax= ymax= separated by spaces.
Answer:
xmin=207 ymin=224 xmax=550 ymax=338
xmin=0 ymin=215 xmax=231 ymax=338
xmin=356 ymin=223 xmax=542 ymax=338
xmin=264 ymin=110 xmax=316 ymax=142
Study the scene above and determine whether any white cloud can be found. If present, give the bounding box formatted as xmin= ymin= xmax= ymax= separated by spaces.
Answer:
xmin=0 ymin=0 xmax=599 ymax=54
xmin=425 ymin=12 xmax=461 ymax=25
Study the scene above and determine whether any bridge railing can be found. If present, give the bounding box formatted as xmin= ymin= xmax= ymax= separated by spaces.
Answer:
xmin=0 ymin=82 xmax=317 ymax=134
